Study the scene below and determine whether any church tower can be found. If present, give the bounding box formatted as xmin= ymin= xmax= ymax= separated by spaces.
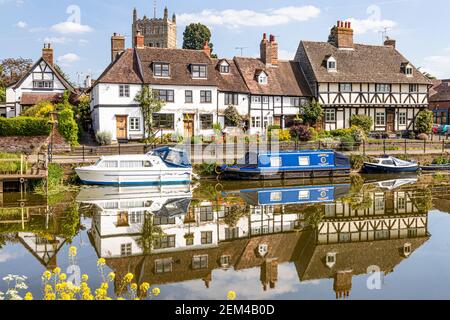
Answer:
xmin=132 ymin=6 xmax=177 ymax=49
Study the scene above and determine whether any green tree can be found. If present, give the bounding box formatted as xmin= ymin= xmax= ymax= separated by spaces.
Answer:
xmin=415 ymin=109 xmax=434 ymax=134
xmin=224 ymin=105 xmax=243 ymax=127
xmin=350 ymin=114 xmax=373 ymax=134
xmin=182 ymin=23 xmax=216 ymax=57
xmin=134 ymin=86 xmax=165 ymax=139
xmin=301 ymin=99 xmax=323 ymax=126
xmin=0 ymin=57 xmax=33 ymax=86
xmin=0 ymin=86 xmax=5 ymax=102
xmin=58 ymin=108 xmax=79 ymax=146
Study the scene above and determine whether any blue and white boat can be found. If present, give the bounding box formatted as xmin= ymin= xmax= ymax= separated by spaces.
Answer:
xmin=231 ymin=184 xmax=350 ymax=206
xmin=218 ymin=150 xmax=351 ymax=180
xmin=363 ymin=156 xmax=419 ymax=174
xmin=75 ymin=147 xmax=192 ymax=186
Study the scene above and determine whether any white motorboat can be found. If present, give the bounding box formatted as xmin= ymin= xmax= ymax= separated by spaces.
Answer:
xmin=75 ymin=147 xmax=192 ymax=186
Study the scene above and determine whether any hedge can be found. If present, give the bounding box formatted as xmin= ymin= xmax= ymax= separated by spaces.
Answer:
xmin=0 ymin=117 xmax=52 ymax=136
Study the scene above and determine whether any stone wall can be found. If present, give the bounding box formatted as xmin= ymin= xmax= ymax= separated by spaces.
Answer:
xmin=0 ymin=136 xmax=49 ymax=154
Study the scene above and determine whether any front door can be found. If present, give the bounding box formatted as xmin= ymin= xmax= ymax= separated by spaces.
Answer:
xmin=183 ymin=114 xmax=195 ymax=138
xmin=117 ymin=211 xmax=129 ymax=227
xmin=116 ymin=115 xmax=128 ymax=140
xmin=387 ymin=109 xmax=395 ymax=132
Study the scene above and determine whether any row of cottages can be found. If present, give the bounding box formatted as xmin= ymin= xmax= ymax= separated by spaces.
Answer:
xmin=2 ymin=44 xmax=75 ymax=118
xmin=429 ymin=79 xmax=450 ymax=125
xmin=295 ymin=21 xmax=432 ymax=132
xmin=90 ymin=32 xmax=311 ymax=142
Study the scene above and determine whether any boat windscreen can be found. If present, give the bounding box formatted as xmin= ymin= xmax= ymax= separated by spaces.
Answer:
xmin=392 ymin=158 xmax=413 ymax=166
xmin=154 ymin=148 xmax=191 ymax=167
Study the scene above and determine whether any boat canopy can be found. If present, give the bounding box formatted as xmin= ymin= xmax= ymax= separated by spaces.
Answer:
xmin=150 ymin=147 xmax=191 ymax=167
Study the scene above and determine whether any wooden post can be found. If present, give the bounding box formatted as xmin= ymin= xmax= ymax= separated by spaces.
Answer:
xmin=20 ymin=154 xmax=23 ymax=176
xmin=363 ymin=140 xmax=366 ymax=156
xmin=118 ymin=143 xmax=121 ymax=155
xmin=404 ymin=139 xmax=407 ymax=155
xmin=82 ymin=145 xmax=85 ymax=162
xmin=443 ymin=139 xmax=445 ymax=154
xmin=424 ymin=139 xmax=426 ymax=154
xmin=383 ymin=139 xmax=386 ymax=155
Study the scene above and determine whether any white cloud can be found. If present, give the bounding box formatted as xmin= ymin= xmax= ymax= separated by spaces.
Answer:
xmin=50 ymin=21 xmax=93 ymax=34
xmin=16 ymin=20 xmax=27 ymax=28
xmin=177 ymin=5 xmax=320 ymax=29
xmin=347 ymin=5 xmax=397 ymax=35
xmin=421 ymin=55 xmax=450 ymax=79
xmin=44 ymin=36 xmax=69 ymax=44
xmin=0 ymin=0 xmax=24 ymax=5
xmin=57 ymin=53 xmax=80 ymax=65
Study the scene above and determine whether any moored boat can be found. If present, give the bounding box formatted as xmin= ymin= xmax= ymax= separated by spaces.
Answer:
xmin=218 ymin=150 xmax=351 ymax=180
xmin=363 ymin=156 xmax=419 ymax=174
xmin=75 ymin=147 xmax=192 ymax=186
xmin=420 ymin=164 xmax=450 ymax=171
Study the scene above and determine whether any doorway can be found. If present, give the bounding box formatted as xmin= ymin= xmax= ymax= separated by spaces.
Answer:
xmin=387 ymin=109 xmax=395 ymax=132
xmin=116 ymin=115 xmax=128 ymax=140
xmin=183 ymin=113 xmax=195 ymax=138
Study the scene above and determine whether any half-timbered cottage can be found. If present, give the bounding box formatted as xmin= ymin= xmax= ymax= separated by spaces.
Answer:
xmin=3 ymin=44 xmax=75 ymax=118
xmin=295 ymin=21 xmax=432 ymax=132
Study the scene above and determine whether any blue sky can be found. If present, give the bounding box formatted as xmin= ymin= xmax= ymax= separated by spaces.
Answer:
xmin=1 ymin=0 xmax=449 ymax=84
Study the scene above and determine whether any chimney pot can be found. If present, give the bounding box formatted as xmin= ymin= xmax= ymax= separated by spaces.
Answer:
xmin=135 ymin=30 xmax=145 ymax=49
xmin=263 ymin=33 xmax=267 ymax=40
xmin=111 ymin=33 xmax=126 ymax=62
xmin=329 ymin=19 xmax=354 ymax=49
xmin=42 ymin=43 xmax=54 ymax=66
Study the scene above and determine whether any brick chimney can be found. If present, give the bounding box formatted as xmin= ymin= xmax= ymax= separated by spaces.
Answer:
xmin=42 ymin=43 xmax=54 ymax=66
xmin=203 ymin=41 xmax=211 ymax=58
xmin=135 ymin=30 xmax=145 ymax=49
xmin=269 ymin=35 xmax=278 ymax=66
xmin=260 ymin=33 xmax=271 ymax=65
xmin=384 ymin=37 xmax=396 ymax=48
xmin=111 ymin=33 xmax=125 ymax=62
xmin=328 ymin=21 xmax=354 ymax=49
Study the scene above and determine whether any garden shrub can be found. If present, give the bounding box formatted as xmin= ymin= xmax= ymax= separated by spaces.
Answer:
xmin=350 ymin=115 xmax=373 ymax=134
xmin=290 ymin=124 xmax=312 ymax=141
xmin=0 ymin=117 xmax=52 ymax=136
xmin=95 ymin=131 xmax=113 ymax=145
xmin=415 ymin=110 xmax=434 ymax=134
xmin=433 ymin=155 xmax=449 ymax=165
xmin=340 ymin=135 xmax=356 ymax=151
xmin=329 ymin=128 xmax=353 ymax=138
xmin=224 ymin=106 xmax=242 ymax=127
xmin=21 ymin=101 xmax=54 ymax=118
xmin=269 ymin=129 xmax=291 ymax=142
xmin=309 ymin=128 xmax=319 ymax=141
xmin=57 ymin=108 xmax=79 ymax=146
xmin=350 ymin=155 xmax=369 ymax=171
xmin=350 ymin=126 xmax=366 ymax=143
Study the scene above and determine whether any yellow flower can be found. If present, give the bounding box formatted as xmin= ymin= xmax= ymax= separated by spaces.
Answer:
xmin=53 ymin=267 xmax=61 ymax=274
xmin=45 ymin=293 xmax=56 ymax=300
xmin=45 ymin=284 xmax=53 ymax=293
xmin=131 ymin=283 xmax=138 ymax=291
xmin=42 ymin=270 xmax=52 ymax=280
xmin=108 ymin=272 xmax=116 ymax=281
xmin=101 ymin=282 xmax=109 ymax=290
xmin=117 ymin=297 xmax=125 ymax=300
xmin=97 ymin=258 xmax=106 ymax=266
xmin=123 ymin=273 xmax=134 ymax=283
xmin=227 ymin=291 xmax=237 ymax=300
xmin=24 ymin=292 xmax=33 ymax=300
xmin=152 ymin=287 xmax=161 ymax=297
xmin=81 ymin=274 xmax=89 ymax=282
xmin=140 ymin=282 xmax=150 ymax=293
xmin=69 ymin=246 xmax=77 ymax=257
xmin=59 ymin=273 xmax=67 ymax=281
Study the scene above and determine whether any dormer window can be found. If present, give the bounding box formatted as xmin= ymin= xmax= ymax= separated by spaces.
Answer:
xmin=219 ymin=61 xmax=230 ymax=74
xmin=192 ymin=64 xmax=207 ymax=79
xmin=153 ymin=62 xmax=170 ymax=77
xmin=326 ymin=56 xmax=337 ymax=72
xmin=257 ymin=71 xmax=268 ymax=85
xmin=405 ymin=66 xmax=413 ymax=76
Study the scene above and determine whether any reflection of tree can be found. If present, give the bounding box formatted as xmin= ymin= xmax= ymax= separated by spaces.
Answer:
xmin=59 ymin=203 xmax=81 ymax=242
xmin=411 ymin=188 xmax=433 ymax=214
xmin=304 ymin=205 xmax=325 ymax=229
xmin=136 ymin=212 xmax=164 ymax=255
xmin=224 ymin=205 xmax=249 ymax=228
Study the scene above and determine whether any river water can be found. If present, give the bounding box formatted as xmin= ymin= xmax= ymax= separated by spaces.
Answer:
xmin=1 ymin=174 xmax=450 ymax=300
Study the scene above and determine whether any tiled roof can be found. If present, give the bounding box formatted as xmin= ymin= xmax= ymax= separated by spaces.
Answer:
xmin=300 ymin=41 xmax=433 ymax=85
xmin=20 ymin=92 xmax=63 ymax=105
xmin=429 ymin=79 xmax=450 ymax=102
xmin=233 ymin=57 xmax=311 ymax=96
xmin=214 ymin=58 xmax=249 ymax=93
xmin=95 ymin=49 xmax=143 ymax=84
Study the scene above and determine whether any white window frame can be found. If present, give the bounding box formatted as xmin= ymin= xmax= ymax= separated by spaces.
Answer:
xmin=405 ymin=66 xmax=413 ymax=76
xmin=409 ymin=84 xmax=419 ymax=93
xmin=129 ymin=117 xmax=140 ymax=131
xmin=327 ymin=57 xmax=337 ymax=72
xmin=325 ymin=109 xmax=336 ymax=123
xmin=258 ymin=72 xmax=268 ymax=85
xmin=339 ymin=83 xmax=352 ymax=92
xmin=153 ymin=63 xmax=170 ymax=77
xmin=376 ymin=111 xmax=386 ymax=126
xmin=399 ymin=112 xmax=407 ymax=125
xmin=251 ymin=116 xmax=261 ymax=128
xmin=376 ymin=84 xmax=391 ymax=93
xmin=119 ymin=85 xmax=130 ymax=98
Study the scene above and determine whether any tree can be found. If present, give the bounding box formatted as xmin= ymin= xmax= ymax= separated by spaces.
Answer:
xmin=0 ymin=86 xmax=5 ymax=102
xmin=224 ymin=105 xmax=243 ymax=127
xmin=301 ymin=99 xmax=323 ymax=126
xmin=415 ymin=109 xmax=434 ymax=134
xmin=0 ymin=57 xmax=33 ymax=86
xmin=134 ymin=86 xmax=165 ymax=139
xmin=183 ymin=23 xmax=216 ymax=57
xmin=350 ymin=114 xmax=373 ymax=134
xmin=58 ymin=108 xmax=79 ymax=146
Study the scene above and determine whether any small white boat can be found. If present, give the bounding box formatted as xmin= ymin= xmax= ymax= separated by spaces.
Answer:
xmin=75 ymin=147 xmax=192 ymax=186
xmin=363 ymin=156 xmax=419 ymax=174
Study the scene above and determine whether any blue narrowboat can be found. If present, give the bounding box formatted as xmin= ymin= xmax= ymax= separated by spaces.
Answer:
xmin=233 ymin=184 xmax=350 ymax=206
xmin=218 ymin=150 xmax=351 ymax=180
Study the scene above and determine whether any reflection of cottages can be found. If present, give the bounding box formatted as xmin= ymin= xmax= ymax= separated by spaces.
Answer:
xmin=296 ymin=189 xmax=430 ymax=299
xmin=17 ymin=232 xmax=66 ymax=270
xmin=86 ymin=187 xmax=430 ymax=297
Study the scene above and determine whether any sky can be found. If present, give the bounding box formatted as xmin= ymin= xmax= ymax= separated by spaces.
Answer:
xmin=1 ymin=0 xmax=449 ymax=85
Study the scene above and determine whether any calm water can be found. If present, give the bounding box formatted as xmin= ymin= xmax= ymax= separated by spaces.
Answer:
xmin=1 ymin=174 xmax=450 ymax=300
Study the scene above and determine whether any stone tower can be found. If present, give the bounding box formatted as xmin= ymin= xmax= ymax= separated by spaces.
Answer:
xmin=132 ymin=6 xmax=177 ymax=49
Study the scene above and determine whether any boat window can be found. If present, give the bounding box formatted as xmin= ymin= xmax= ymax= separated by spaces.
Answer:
xmin=299 ymin=156 xmax=310 ymax=166
xmin=270 ymin=157 xmax=282 ymax=167
xmin=299 ymin=190 xmax=310 ymax=200
xmin=144 ymin=161 xmax=152 ymax=167
xmin=99 ymin=161 xmax=118 ymax=168
xmin=120 ymin=161 xmax=146 ymax=168
xmin=381 ymin=160 xmax=394 ymax=165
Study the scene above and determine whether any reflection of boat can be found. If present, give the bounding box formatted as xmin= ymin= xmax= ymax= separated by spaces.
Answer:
xmin=372 ymin=178 xmax=418 ymax=190
xmin=75 ymin=147 xmax=192 ymax=186
xmin=76 ymin=185 xmax=192 ymax=217
xmin=363 ymin=156 xmax=419 ymax=174
xmin=228 ymin=184 xmax=350 ymax=206
xmin=219 ymin=150 xmax=351 ymax=180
